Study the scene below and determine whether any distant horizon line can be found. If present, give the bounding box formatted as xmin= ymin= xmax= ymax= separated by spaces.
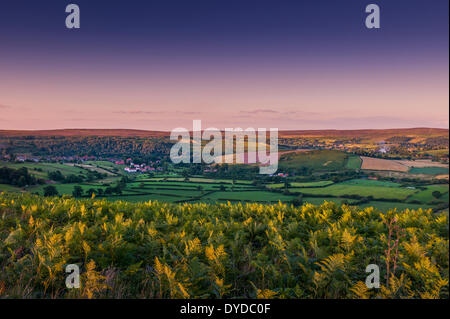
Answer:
xmin=0 ymin=127 xmax=448 ymax=134
xmin=0 ymin=127 xmax=449 ymax=138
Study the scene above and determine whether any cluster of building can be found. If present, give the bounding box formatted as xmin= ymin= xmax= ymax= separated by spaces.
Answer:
xmin=119 ymin=158 xmax=163 ymax=173
xmin=269 ymin=172 xmax=289 ymax=178
xmin=14 ymin=155 xmax=39 ymax=162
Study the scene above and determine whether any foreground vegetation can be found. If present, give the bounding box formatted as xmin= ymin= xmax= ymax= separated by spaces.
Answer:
xmin=0 ymin=192 xmax=448 ymax=299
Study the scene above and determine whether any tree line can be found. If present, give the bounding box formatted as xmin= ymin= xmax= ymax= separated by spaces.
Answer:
xmin=0 ymin=166 xmax=43 ymax=187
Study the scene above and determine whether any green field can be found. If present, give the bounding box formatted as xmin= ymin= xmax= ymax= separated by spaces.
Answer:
xmin=279 ymin=150 xmax=350 ymax=171
xmin=202 ymin=191 xmax=295 ymax=202
xmin=27 ymin=183 xmax=136 ymax=196
xmin=292 ymin=183 xmax=416 ymax=200
xmin=0 ymin=184 xmax=22 ymax=193
xmin=0 ymin=161 xmax=89 ymax=179
xmin=407 ymin=185 xmax=449 ymax=204
xmin=84 ymin=161 xmax=127 ymax=175
xmin=2 ymin=160 xmax=447 ymax=212
xmin=345 ymin=155 xmax=362 ymax=169
xmin=141 ymin=177 xmax=253 ymax=184
xmin=135 ymin=189 xmax=205 ymax=198
xmin=103 ymin=176 xmax=449 ymax=211
xmin=409 ymin=167 xmax=449 ymax=175
xmin=268 ymin=181 xmax=334 ymax=188
xmin=108 ymin=194 xmax=191 ymax=203
xmin=133 ymin=182 xmax=253 ymax=191
xmin=339 ymin=179 xmax=401 ymax=187
xmin=27 ymin=183 xmax=103 ymax=196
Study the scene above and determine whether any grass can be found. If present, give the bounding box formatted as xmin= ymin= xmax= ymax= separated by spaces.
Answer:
xmin=345 ymin=155 xmax=362 ymax=170
xmin=121 ymin=177 xmax=447 ymax=211
xmin=409 ymin=167 xmax=449 ymax=175
xmin=203 ymin=191 xmax=295 ymax=202
xmin=0 ymin=184 xmax=23 ymax=193
xmin=267 ymin=181 xmax=334 ymax=188
xmin=85 ymin=161 xmax=122 ymax=169
xmin=84 ymin=161 xmax=126 ymax=175
xmin=121 ymin=178 xmax=446 ymax=211
xmin=133 ymin=189 xmax=205 ymax=198
xmin=0 ymin=161 xmax=88 ymax=179
xmin=141 ymin=177 xmax=253 ymax=184
xmin=339 ymin=179 xmax=402 ymax=187
xmin=407 ymin=185 xmax=449 ymax=204
xmin=106 ymin=194 xmax=191 ymax=203
xmin=133 ymin=182 xmax=253 ymax=191
xmin=293 ymin=183 xmax=416 ymax=200
xmin=27 ymin=183 xmax=135 ymax=196
xmin=27 ymin=183 xmax=101 ymax=195
xmin=279 ymin=150 xmax=349 ymax=171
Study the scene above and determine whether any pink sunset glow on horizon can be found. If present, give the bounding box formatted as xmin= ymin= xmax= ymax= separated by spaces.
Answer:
xmin=1 ymin=59 xmax=448 ymax=131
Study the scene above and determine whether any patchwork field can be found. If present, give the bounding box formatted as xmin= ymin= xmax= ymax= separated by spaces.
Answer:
xmin=107 ymin=177 xmax=448 ymax=212
xmin=1 ymin=158 xmax=448 ymax=213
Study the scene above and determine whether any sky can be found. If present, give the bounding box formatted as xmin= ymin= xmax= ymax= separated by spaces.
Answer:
xmin=0 ymin=0 xmax=448 ymax=131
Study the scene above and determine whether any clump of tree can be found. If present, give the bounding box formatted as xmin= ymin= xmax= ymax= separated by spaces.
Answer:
xmin=43 ymin=185 xmax=59 ymax=196
xmin=48 ymin=170 xmax=105 ymax=184
xmin=291 ymin=194 xmax=303 ymax=207
xmin=48 ymin=170 xmax=65 ymax=182
xmin=0 ymin=166 xmax=41 ymax=187
xmin=432 ymin=191 xmax=442 ymax=199
xmin=72 ymin=186 xmax=83 ymax=198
